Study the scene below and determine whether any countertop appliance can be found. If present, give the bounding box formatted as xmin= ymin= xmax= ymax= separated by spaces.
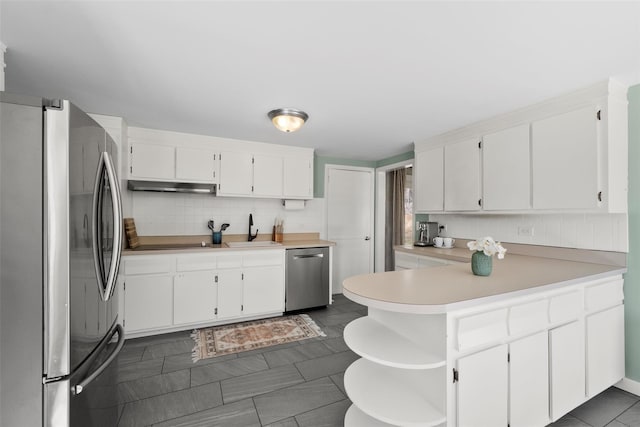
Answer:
xmin=414 ymin=221 xmax=439 ymax=247
xmin=0 ymin=93 xmax=125 ymax=426
xmin=285 ymin=247 xmax=330 ymax=311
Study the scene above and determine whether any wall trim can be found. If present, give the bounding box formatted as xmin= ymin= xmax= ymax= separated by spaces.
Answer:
xmin=616 ymin=377 xmax=640 ymax=397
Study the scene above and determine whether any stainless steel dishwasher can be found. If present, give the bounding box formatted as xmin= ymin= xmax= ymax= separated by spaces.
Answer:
xmin=285 ymin=247 xmax=330 ymax=311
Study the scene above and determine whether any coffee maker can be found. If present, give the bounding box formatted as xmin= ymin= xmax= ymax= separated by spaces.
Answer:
xmin=414 ymin=221 xmax=439 ymax=247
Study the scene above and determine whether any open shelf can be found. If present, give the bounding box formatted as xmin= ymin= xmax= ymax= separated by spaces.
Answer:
xmin=343 ymin=316 xmax=445 ymax=369
xmin=345 ymin=404 xmax=396 ymax=427
xmin=344 ymin=358 xmax=446 ymax=427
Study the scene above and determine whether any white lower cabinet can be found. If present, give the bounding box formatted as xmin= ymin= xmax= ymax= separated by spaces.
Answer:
xmin=122 ymin=249 xmax=285 ymax=336
xmin=394 ymin=250 xmax=462 ymax=271
xmin=343 ymin=275 xmax=624 ymax=427
xmin=457 ymin=344 xmax=508 ymax=427
xmin=124 ymin=275 xmax=174 ymax=332
xmin=549 ymin=320 xmax=585 ymax=421
xmin=174 ymin=271 xmax=217 ymax=325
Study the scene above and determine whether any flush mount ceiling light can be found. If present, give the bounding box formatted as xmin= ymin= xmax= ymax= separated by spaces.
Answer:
xmin=268 ymin=108 xmax=309 ymax=133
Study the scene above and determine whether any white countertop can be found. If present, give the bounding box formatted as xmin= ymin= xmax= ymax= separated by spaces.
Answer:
xmin=122 ymin=239 xmax=335 ymax=256
xmin=343 ymin=253 xmax=625 ymax=314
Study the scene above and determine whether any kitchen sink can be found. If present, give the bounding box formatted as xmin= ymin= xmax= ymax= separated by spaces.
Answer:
xmin=225 ymin=241 xmax=283 ymax=248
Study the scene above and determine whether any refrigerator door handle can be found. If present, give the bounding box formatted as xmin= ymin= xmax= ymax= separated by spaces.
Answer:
xmin=71 ymin=323 xmax=124 ymax=395
xmin=91 ymin=151 xmax=123 ymax=301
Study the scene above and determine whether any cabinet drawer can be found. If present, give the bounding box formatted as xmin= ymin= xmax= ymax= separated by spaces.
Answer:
xmin=176 ymin=254 xmax=217 ymax=271
xmin=549 ymin=291 xmax=582 ymax=324
xmin=509 ymin=299 xmax=548 ymax=336
xmin=585 ymin=279 xmax=624 ymax=312
xmin=216 ymin=254 xmax=243 ymax=269
xmin=124 ymin=256 xmax=173 ymax=275
xmin=457 ymin=308 xmax=508 ymax=351
xmin=243 ymin=251 xmax=283 ymax=267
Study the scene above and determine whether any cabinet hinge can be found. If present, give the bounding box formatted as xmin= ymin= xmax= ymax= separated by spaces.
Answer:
xmin=453 ymin=368 xmax=459 ymax=383
xmin=123 ymin=319 xmax=126 ymax=327
xmin=478 ymin=140 xmax=482 ymax=149
xmin=130 ymin=166 xmax=132 ymax=173
xmin=214 ymin=307 xmax=218 ymax=315
xmin=241 ymin=273 xmax=244 ymax=280
xmin=213 ymin=171 xmax=216 ymax=178
xmin=252 ymin=157 xmax=255 ymax=164
xmin=123 ymin=282 xmax=126 ymax=291
xmin=251 ymin=185 xmax=254 ymax=193
xmin=214 ymin=154 xmax=217 ymax=161
xmin=219 ymin=154 xmax=222 ymax=161
xmin=597 ymin=110 xmax=602 ymax=120
xmin=507 ymin=353 xmax=510 ymax=363
xmin=214 ymin=275 xmax=218 ymax=283
xmin=130 ymin=146 xmax=133 ymax=154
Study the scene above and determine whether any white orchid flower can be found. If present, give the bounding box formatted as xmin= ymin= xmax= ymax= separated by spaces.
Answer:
xmin=467 ymin=237 xmax=506 ymax=259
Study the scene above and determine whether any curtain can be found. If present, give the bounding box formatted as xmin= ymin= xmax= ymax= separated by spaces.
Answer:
xmin=385 ymin=168 xmax=406 ymax=271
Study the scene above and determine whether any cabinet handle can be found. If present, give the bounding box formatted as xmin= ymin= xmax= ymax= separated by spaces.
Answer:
xmin=365 ymin=236 xmax=371 ymax=241
xmin=598 ymin=191 xmax=603 ymax=202
xmin=214 ymin=275 xmax=218 ymax=283
xmin=478 ymin=199 xmax=482 ymax=207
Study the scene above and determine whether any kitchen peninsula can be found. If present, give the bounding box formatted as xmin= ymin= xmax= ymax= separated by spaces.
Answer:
xmin=342 ymin=251 xmax=626 ymax=427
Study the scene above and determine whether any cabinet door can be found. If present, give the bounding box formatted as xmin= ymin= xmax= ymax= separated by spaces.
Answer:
xmin=457 ymin=344 xmax=508 ymax=427
xmin=483 ymin=124 xmax=531 ymax=210
xmin=414 ymin=147 xmax=444 ymax=212
xmin=549 ymin=321 xmax=586 ymax=421
xmin=510 ymin=331 xmax=549 ymax=427
xmin=174 ymin=271 xmax=217 ymax=325
xmin=243 ymin=265 xmax=284 ymax=315
xmin=175 ymin=147 xmax=218 ymax=183
xmin=532 ymin=106 xmax=600 ymax=210
xmin=124 ymin=275 xmax=173 ymax=332
xmin=216 ymin=270 xmax=243 ymax=318
xmin=283 ymin=155 xmax=313 ymax=198
xmin=586 ymin=304 xmax=624 ymax=397
xmin=130 ymin=142 xmax=175 ymax=180
xmin=445 ymin=138 xmax=481 ymax=211
xmin=253 ymin=153 xmax=283 ymax=197
xmin=218 ymin=151 xmax=253 ymax=196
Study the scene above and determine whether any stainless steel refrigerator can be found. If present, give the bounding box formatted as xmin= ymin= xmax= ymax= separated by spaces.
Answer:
xmin=0 ymin=93 xmax=124 ymax=426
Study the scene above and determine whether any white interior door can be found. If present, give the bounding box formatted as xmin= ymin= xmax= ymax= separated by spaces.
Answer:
xmin=326 ymin=166 xmax=374 ymax=294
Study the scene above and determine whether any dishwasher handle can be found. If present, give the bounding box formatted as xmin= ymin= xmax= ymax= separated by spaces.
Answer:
xmin=293 ymin=253 xmax=324 ymax=260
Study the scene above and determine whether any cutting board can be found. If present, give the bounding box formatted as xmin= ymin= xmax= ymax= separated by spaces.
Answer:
xmin=123 ymin=218 xmax=139 ymax=249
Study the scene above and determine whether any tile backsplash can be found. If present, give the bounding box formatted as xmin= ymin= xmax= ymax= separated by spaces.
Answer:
xmin=130 ymin=191 xmax=326 ymax=239
xmin=430 ymin=213 xmax=628 ymax=253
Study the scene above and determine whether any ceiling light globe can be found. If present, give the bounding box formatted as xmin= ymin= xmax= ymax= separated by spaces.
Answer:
xmin=268 ymin=108 xmax=308 ymax=133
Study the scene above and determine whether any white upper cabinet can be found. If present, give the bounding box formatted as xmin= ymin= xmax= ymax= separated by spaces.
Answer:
xmin=283 ymin=155 xmax=313 ymax=199
xmin=253 ymin=153 xmax=283 ymax=197
xmin=129 ymin=142 xmax=175 ymax=180
xmin=482 ymin=124 xmax=531 ymax=211
xmin=414 ymin=79 xmax=628 ymax=214
xmin=218 ymin=150 xmax=253 ymax=196
xmin=444 ymin=138 xmax=481 ymax=211
xmin=532 ymin=106 xmax=599 ymax=210
xmin=414 ymin=147 xmax=444 ymax=212
xmin=175 ymin=147 xmax=218 ymax=183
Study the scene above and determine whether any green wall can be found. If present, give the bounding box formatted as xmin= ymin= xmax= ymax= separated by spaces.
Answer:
xmin=626 ymin=84 xmax=640 ymax=381
xmin=376 ymin=150 xmax=414 ymax=168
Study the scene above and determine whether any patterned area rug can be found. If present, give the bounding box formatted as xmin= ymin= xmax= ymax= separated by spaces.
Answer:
xmin=191 ymin=314 xmax=326 ymax=361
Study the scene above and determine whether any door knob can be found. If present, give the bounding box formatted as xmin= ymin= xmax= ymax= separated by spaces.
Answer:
xmin=365 ymin=236 xmax=371 ymax=241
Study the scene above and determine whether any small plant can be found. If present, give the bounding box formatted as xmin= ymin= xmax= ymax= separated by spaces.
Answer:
xmin=467 ymin=236 xmax=507 ymax=259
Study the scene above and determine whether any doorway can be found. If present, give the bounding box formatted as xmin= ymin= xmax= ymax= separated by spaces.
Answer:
xmin=325 ymin=165 xmax=375 ymax=294
xmin=374 ymin=160 xmax=413 ymax=272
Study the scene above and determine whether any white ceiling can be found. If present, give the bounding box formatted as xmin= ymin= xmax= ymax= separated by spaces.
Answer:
xmin=2 ymin=1 xmax=639 ymax=161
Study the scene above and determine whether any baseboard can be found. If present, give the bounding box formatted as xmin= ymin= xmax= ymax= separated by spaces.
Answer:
xmin=616 ymin=377 xmax=640 ymax=396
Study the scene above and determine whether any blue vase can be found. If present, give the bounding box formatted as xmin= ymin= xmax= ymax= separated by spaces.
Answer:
xmin=471 ymin=251 xmax=492 ymax=276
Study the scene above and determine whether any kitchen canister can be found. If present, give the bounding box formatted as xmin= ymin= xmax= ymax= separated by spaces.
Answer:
xmin=471 ymin=251 xmax=492 ymax=276
xmin=212 ymin=231 xmax=222 ymax=244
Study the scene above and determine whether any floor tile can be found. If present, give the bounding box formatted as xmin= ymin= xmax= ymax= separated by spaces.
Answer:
xmin=253 ymin=377 xmax=346 ymax=425
xmin=606 ymin=420 xmax=629 ymax=427
xmin=162 ymin=351 xmax=238 ymax=374
xmin=294 ymin=350 xmax=359 ymax=381
xmin=263 ymin=342 xmax=332 ymax=368
xmin=616 ymin=400 xmax=640 ymax=426
xmin=221 ymin=365 xmax=304 ymax=403
xmin=118 ymin=382 xmax=223 ymax=427
xmin=329 ymin=373 xmax=346 ymax=396
xmin=548 ymin=414 xmax=593 ymax=427
xmin=117 ymin=357 xmax=164 ymax=383
xmin=152 ymin=398 xmax=260 ymax=427
xmin=320 ymin=336 xmax=349 ymax=353
xmin=264 ymin=417 xmax=299 ymax=427
xmin=141 ymin=338 xmax=195 ymax=360
xmin=295 ymin=399 xmax=351 ymax=426
xmin=571 ymin=387 xmax=639 ymax=427
xmin=117 ymin=345 xmax=146 ymax=365
xmin=190 ymin=354 xmax=268 ymax=387
xmin=124 ymin=330 xmax=192 ymax=349
xmin=118 ymin=369 xmax=190 ymax=403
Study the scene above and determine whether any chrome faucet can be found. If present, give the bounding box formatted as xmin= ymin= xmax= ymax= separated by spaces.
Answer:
xmin=248 ymin=214 xmax=258 ymax=241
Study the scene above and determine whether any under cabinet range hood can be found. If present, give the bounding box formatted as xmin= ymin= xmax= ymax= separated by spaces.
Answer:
xmin=127 ymin=180 xmax=217 ymax=194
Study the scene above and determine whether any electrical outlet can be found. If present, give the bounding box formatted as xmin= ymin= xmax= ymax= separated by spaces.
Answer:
xmin=517 ymin=226 xmax=534 ymax=237
xmin=439 ymin=224 xmax=447 ymax=233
